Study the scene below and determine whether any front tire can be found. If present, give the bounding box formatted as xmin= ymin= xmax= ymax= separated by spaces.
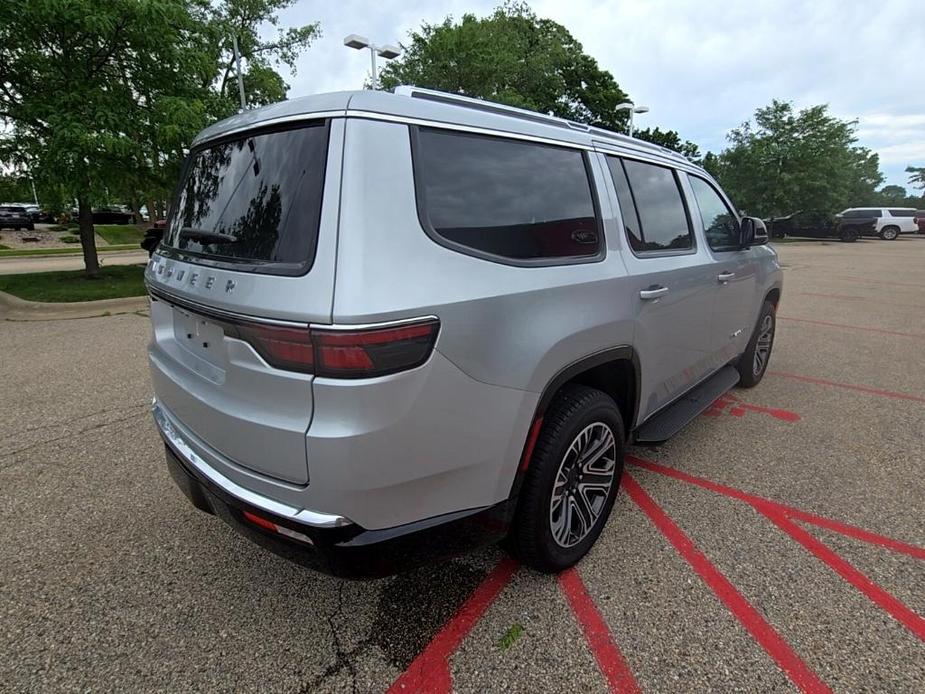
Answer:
xmin=737 ymin=301 xmax=776 ymax=388
xmin=839 ymin=226 xmax=858 ymax=242
xmin=880 ymin=226 xmax=899 ymax=241
xmin=510 ymin=385 xmax=625 ymax=573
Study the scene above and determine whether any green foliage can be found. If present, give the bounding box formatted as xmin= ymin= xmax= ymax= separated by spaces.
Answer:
xmin=379 ymin=2 xmax=630 ymax=131
xmin=498 ymin=623 xmax=524 ymax=650
xmin=0 ymin=174 xmax=33 ymax=202
xmin=906 ymin=166 xmax=925 ymax=192
xmin=0 ymin=264 xmax=146 ymax=302
xmin=635 ymin=127 xmax=702 ymax=163
xmin=60 ymin=235 xmax=81 ymax=244
xmin=709 ymin=101 xmax=882 ymax=217
xmin=94 ymin=225 xmax=145 ymax=245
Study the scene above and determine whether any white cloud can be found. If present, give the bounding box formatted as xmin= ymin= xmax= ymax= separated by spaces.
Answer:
xmin=276 ymin=0 xmax=925 ymax=187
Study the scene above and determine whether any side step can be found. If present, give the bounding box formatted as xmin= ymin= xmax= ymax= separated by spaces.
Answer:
xmin=634 ymin=365 xmax=740 ymax=445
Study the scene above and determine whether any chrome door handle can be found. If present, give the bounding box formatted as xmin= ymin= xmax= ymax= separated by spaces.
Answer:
xmin=639 ymin=286 xmax=669 ymax=300
xmin=717 ymin=271 xmax=736 ymax=284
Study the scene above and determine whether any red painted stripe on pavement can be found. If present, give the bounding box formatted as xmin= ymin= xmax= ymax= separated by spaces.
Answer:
xmin=559 ymin=567 xmax=641 ymax=693
xmin=757 ymin=507 xmax=925 ymax=641
xmin=622 ymin=473 xmax=832 ymax=693
xmin=767 ymin=371 xmax=925 ymax=404
xmin=627 ymin=456 xmax=925 ymax=560
xmin=833 ymin=276 xmax=925 ymax=289
xmin=777 ymin=315 xmax=924 ymax=339
xmin=388 ymin=557 xmax=518 ymax=693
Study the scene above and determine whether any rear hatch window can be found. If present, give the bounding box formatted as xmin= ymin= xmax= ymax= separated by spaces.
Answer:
xmin=160 ymin=121 xmax=329 ymax=276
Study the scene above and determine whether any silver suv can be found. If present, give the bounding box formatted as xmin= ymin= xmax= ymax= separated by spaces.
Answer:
xmin=146 ymin=87 xmax=781 ymax=577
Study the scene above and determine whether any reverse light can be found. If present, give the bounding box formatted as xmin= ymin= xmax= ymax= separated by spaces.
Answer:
xmin=242 ymin=510 xmax=314 ymax=545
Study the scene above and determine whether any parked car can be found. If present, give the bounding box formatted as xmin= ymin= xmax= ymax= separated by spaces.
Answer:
xmin=765 ymin=210 xmax=870 ymax=242
xmin=837 ymin=207 xmax=918 ymax=240
xmin=146 ymin=87 xmax=782 ymax=578
xmin=141 ymin=219 xmax=167 ymax=256
xmin=0 ymin=205 xmax=35 ymax=231
xmin=91 ymin=207 xmax=133 ymax=224
xmin=914 ymin=210 xmax=925 ymax=234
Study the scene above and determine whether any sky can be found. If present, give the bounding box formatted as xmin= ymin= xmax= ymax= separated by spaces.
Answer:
xmin=274 ymin=0 xmax=924 ymax=190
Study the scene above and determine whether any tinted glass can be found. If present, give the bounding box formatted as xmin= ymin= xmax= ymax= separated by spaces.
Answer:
xmin=888 ymin=209 xmax=916 ymax=217
xmin=415 ymin=128 xmax=600 ymax=260
xmin=621 ymin=159 xmax=692 ymax=252
xmin=606 ymin=158 xmax=643 ymax=250
xmin=688 ymin=176 xmax=739 ymax=251
xmin=162 ymin=123 xmax=328 ymax=274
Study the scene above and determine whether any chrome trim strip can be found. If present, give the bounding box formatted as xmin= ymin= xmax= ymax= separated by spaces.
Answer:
xmin=147 ymin=284 xmax=308 ymax=328
xmin=192 ymin=110 xmax=347 ymax=146
xmin=309 ymin=314 xmax=440 ymax=331
xmin=152 ymin=402 xmax=352 ymax=528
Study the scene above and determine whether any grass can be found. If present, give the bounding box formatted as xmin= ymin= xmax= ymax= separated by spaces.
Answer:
xmin=0 ymin=243 xmax=9 ymax=250
xmin=498 ymin=623 xmax=524 ymax=650
xmin=0 ymin=264 xmax=147 ymax=302
xmin=0 ymin=244 xmax=138 ymax=258
xmin=94 ymin=224 xmax=145 ymax=245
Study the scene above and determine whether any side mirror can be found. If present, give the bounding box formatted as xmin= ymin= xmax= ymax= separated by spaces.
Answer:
xmin=739 ymin=216 xmax=768 ymax=248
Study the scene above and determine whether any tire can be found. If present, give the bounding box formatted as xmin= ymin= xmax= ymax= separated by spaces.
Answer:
xmin=839 ymin=226 xmax=858 ymax=242
xmin=509 ymin=385 xmax=625 ymax=573
xmin=737 ymin=301 xmax=776 ymax=388
xmin=879 ymin=226 xmax=899 ymax=241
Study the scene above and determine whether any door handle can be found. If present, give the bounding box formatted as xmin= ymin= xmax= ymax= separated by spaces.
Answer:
xmin=717 ymin=271 xmax=736 ymax=284
xmin=639 ymin=286 xmax=669 ymax=300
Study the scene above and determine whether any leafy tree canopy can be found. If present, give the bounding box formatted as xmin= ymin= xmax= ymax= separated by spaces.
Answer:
xmin=379 ymin=1 xmax=631 ymax=131
xmin=634 ymin=127 xmax=702 ymax=163
xmin=708 ymin=100 xmax=882 ymax=217
xmin=907 ymin=166 xmax=925 ymax=192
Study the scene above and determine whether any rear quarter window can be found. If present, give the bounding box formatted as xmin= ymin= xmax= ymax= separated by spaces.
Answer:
xmin=411 ymin=127 xmax=602 ymax=264
xmin=161 ymin=121 xmax=329 ymax=276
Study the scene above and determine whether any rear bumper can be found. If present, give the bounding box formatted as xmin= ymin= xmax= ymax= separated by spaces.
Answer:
xmin=155 ymin=404 xmax=513 ymax=578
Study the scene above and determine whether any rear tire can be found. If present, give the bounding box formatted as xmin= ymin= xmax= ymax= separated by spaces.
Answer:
xmin=880 ymin=226 xmax=899 ymax=241
xmin=737 ymin=301 xmax=776 ymax=388
xmin=839 ymin=226 xmax=858 ymax=242
xmin=509 ymin=385 xmax=625 ymax=573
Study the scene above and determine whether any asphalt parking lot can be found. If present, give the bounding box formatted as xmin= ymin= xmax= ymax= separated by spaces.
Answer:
xmin=2 ymin=237 xmax=923 ymax=693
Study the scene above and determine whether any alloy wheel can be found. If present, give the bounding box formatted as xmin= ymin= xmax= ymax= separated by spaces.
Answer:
xmin=549 ymin=422 xmax=617 ymax=548
xmin=753 ymin=313 xmax=774 ymax=377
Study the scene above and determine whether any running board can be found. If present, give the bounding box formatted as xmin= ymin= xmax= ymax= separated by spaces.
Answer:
xmin=633 ymin=365 xmax=740 ymax=445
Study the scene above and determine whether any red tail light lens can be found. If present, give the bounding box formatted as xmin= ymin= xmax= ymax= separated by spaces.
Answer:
xmin=218 ymin=315 xmax=439 ymax=378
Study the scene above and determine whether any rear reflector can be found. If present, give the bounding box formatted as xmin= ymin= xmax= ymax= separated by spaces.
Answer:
xmin=242 ymin=510 xmax=314 ymax=545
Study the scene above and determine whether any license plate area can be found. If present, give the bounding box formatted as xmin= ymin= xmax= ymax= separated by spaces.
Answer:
xmin=173 ymin=307 xmax=226 ymax=369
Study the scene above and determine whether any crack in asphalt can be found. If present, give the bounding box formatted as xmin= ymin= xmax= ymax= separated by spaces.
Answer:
xmin=302 ymin=581 xmax=365 ymax=694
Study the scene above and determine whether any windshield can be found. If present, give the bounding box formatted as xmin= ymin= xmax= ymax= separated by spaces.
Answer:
xmin=161 ymin=121 xmax=329 ymax=276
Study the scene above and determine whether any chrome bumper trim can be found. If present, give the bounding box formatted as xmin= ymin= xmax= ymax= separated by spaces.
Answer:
xmin=152 ymin=401 xmax=352 ymax=529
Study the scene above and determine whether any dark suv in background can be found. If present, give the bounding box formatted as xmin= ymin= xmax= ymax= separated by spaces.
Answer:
xmin=765 ymin=210 xmax=872 ymax=242
xmin=0 ymin=205 xmax=35 ymax=231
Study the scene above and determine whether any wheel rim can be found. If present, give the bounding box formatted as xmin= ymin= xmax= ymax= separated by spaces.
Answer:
xmin=753 ymin=313 xmax=774 ymax=377
xmin=884 ymin=228 xmax=897 ymax=240
xmin=549 ymin=422 xmax=617 ymax=548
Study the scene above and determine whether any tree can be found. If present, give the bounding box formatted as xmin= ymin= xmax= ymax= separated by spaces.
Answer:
xmin=709 ymin=100 xmax=882 ymax=218
xmin=634 ymin=127 xmax=702 ymax=163
xmin=0 ymin=0 xmax=319 ymax=276
xmin=877 ymin=185 xmax=908 ymax=204
xmin=379 ymin=2 xmax=631 ymax=131
xmin=907 ymin=166 xmax=925 ymax=192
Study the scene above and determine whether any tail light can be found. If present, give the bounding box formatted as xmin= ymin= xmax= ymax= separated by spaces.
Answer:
xmin=223 ymin=315 xmax=439 ymax=378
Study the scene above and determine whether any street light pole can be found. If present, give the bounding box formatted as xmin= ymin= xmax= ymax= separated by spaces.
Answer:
xmin=232 ymin=35 xmax=247 ymax=111
xmin=344 ymin=35 xmax=401 ymax=90
xmin=615 ymin=102 xmax=650 ymax=138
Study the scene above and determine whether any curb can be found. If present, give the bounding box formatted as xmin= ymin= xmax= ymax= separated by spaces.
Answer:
xmin=0 ymin=290 xmax=149 ymax=321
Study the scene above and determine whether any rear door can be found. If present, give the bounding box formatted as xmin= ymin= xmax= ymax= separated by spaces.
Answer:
xmin=684 ymin=174 xmax=758 ymax=362
xmin=604 ymin=155 xmax=717 ymax=422
xmin=146 ymin=118 xmax=343 ymax=485
xmin=887 ymin=209 xmax=918 ymax=233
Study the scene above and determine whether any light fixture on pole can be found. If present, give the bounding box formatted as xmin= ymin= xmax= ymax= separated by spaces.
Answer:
xmin=615 ymin=102 xmax=650 ymax=138
xmin=343 ymin=34 xmax=401 ymax=90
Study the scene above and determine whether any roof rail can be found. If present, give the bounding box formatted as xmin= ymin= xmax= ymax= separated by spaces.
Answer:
xmin=393 ymin=85 xmax=691 ymax=163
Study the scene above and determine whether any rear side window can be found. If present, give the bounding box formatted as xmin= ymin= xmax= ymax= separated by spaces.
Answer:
xmin=162 ymin=122 xmax=329 ymax=276
xmin=607 ymin=157 xmax=693 ymax=253
xmin=412 ymin=127 xmax=601 ymax=263
xmin=888 ymin=209 xmax=915 ymax=217
xmin=688 ymin=175 xmax=740 ymax=251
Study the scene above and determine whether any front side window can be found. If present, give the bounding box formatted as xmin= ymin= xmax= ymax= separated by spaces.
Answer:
xmin=688 ymin=175 xmax=740 ymax=251
xmin=162 ymin=122 xmax=329 ymax=276
xmin=608 ymin=158 xmax=693 ymax=253
xmin=413 ymin=128 xmax=601 ymax=262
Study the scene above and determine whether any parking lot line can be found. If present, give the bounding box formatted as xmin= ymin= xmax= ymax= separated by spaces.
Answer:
xmin=830 ymin=276 xmax=925 ymax=290
xmin=777 ymin=315 xmax=924 ymax=339
xmin=559 ymin=567 xmax=641 ymax=693
xmin=622 ymin=472 xmax=833 ymax=694
xmin=628 ymin=456 xmax=925 ymax=559
xmin=767 ymin=371 xmax=925 ymax=404
xmin=388 ymin=557 xmax=518 ymax=693
xmin=756 ymin=508 xmax=925 ymax=642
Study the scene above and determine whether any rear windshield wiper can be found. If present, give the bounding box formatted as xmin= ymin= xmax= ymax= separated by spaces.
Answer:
xmin=179 ymin=227 xmax=237 ymax=244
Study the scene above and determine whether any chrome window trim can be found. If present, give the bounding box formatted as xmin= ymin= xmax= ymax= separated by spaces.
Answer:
xmin=153 ymin=402 xmax=352 ymax=528
xmin=146 ymin=283 xmax=309 ymax=328
xmin=310 ymin=314 xmax=440 ymax=331
xmin=192 ymin=109 xmax=346 ymax=147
